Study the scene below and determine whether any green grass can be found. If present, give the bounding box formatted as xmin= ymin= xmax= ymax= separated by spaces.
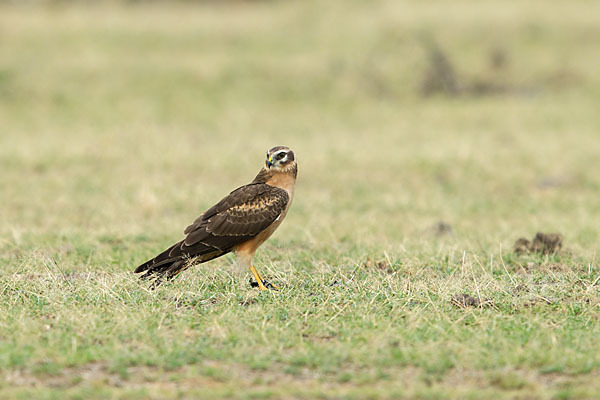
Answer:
xmin=1 ymin=1 xmax=600 ymax=398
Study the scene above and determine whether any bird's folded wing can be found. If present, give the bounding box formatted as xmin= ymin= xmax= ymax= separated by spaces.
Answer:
xmin=182 ymin=183 xmax=289 ymax=250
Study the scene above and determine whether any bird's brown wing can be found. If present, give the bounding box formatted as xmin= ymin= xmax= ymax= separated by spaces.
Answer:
xmin=134 ymin=184 xmax=289 ymax=278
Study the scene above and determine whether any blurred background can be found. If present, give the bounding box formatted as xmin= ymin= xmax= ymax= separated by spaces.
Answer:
xmin=1 ymin=0 xmax=599 ymax=265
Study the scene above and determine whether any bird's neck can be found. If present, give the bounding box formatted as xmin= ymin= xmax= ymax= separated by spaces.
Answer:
xmin=251 ymin=165 xmax=297 ymax=196
xmin=251 ymin=165 xmax=297 ymax=184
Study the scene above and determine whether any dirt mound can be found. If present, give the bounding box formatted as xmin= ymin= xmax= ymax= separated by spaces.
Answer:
xmin=451 ymin=294 xmax=492 ymax=308
xmin=361 ymin=259 xmax=394 ymax=274
xmin=513 ymin=232 xmax=563 ymax=255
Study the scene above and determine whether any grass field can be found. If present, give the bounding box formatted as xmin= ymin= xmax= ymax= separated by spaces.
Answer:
xmin=1 ymin=1 xmax=600 ymax=398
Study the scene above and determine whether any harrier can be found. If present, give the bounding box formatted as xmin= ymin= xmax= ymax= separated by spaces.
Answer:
xmin=134 ymin=146 xmax=297 ymax=290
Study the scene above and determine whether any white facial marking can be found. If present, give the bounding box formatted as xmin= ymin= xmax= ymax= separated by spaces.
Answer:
xmin=274 ymin=151 xmax=287 ymax=162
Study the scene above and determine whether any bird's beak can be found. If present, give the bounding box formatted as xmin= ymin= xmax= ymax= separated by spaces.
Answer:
xmin=267 ymin=156 xmax=273 ymax=168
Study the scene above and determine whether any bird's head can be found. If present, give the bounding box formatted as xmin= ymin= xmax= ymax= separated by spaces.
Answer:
xmin=266 ymin=146 xmax=296 ymax=172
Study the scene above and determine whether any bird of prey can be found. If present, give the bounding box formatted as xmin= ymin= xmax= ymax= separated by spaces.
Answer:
xmin=134 ymin=146 xmax=297 ymax=290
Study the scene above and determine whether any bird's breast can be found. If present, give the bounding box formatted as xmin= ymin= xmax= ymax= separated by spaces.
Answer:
xmin=266 ymin=172 xmax=296 ymax=200
xmin=234 ymin=172 xmax=296 ymax=258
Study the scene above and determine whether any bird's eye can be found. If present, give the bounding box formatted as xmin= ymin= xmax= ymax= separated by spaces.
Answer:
xmin=276 ymin=152 xmax=286 ymax=160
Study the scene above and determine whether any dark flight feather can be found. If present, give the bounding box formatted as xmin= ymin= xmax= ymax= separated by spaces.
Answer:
xmin=134 ymin=183 xmax=289 ymax=283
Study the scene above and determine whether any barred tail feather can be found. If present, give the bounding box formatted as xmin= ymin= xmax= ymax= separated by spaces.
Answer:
xmin=139 ymin=259 xmax=188 ymax=285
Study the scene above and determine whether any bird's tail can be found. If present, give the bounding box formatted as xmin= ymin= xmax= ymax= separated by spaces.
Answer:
xmin=134 ymin=241 xmax=227 ymax=287
xmin=135 ymin=258 xmax=190 ymax=288
xmin=134 ymin=242 xmax=231 ymax=287
xmin=134 ymin=242 xmax=190 ymax=287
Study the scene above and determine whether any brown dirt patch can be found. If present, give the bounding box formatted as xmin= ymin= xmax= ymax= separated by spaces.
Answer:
xmin=450 ymin=294 xmax=493 ymax=308
xmin=361 ymin=259 xmax=394 ymax=274
xmin=514 ymin=232 xmax=563 ymax=255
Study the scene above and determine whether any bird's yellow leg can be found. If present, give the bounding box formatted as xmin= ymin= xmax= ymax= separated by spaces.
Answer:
xmin=249 ymin=265 xmax=279 ymax=291
xmin=249 ymin=265 xmax=268 ymax=291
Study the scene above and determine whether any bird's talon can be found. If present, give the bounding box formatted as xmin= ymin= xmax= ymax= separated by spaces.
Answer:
xmin=264 ymin=281 xmax=279 ymax=291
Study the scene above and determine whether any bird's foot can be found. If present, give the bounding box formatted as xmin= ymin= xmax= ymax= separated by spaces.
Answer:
xmin=249 ymin=279 xmax=279 ymax=291
xmin=263 ymin=280 xmax=279 ymax=291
